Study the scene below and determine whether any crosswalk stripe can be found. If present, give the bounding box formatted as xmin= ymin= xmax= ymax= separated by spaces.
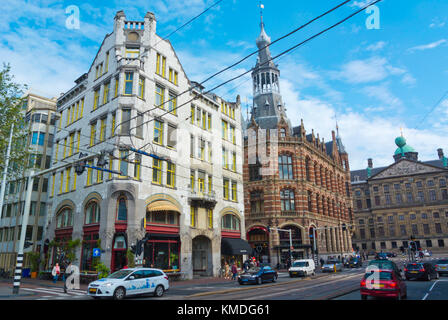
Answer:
xmin=22 ymin=288 xmax=70 ymax=296
xmin=34 ymin=287 xmax=86 ymax=296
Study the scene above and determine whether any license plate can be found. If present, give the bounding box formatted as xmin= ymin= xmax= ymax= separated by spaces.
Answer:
xmin=292 ymin=272 xmax=297 ymax=274
xmin=411 ymin=271 xmax=418 ymax=273
xmin=89 ymin=288 xmax=97 ymax=293
xmin=441 ymin=267 xmax=447 ymax=270
xmin=372 ymin=284 xmax=384 ymax=289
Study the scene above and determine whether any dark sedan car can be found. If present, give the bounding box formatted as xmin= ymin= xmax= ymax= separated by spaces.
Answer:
xmin=238 ymin=266 xmax=278 ymax=285
xmin=404 ymin=262 xmax=439 ymax=281
xmin=348 ymin=258 xmax=363 ymax=268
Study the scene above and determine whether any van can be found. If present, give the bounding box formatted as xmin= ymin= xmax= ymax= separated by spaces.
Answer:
xmin=288 ymin=259 xmax=316 ymax=277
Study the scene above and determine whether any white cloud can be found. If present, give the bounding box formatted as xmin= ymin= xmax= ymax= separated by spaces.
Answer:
xmin=362 ymin=85 xmax=403 ymax=108
xmin=333 ymin=57 xmax=390 ymax=84
xmin=366 ymin=41 xmax=387 ymax=51
xmin=408 ymin=39 xmax=447 ymax=52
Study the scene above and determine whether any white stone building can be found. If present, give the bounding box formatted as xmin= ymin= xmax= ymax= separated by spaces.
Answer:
xmin=44 ymin=11 xmax=247 ymax=279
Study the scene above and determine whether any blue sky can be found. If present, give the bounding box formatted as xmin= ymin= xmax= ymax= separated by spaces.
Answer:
xmin=1 ymin=0 xmax=448 ymax=170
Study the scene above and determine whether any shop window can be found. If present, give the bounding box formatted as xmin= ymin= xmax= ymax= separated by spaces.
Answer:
xmin=221 ymin=214 xmax=240 ymax=231
xmin=147 ymin=211 xmax=179 ymax=225
xmin=85 ymin=200 xmax=100 ymax=225
xmin=56 ymin=207 xmax=73 ymax=229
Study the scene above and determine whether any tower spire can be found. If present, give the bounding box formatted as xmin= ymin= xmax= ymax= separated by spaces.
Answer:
xmin=259 ymin=1 xmax=264 ymax=28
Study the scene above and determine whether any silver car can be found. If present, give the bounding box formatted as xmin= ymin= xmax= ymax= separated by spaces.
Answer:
xmin=321 ymin=260 xmax=343 ymax=272
xmin=435 ymin=259 xmax=448 ymax=275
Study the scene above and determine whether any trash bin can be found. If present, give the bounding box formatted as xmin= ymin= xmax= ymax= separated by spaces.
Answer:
xmin=22 ymin=268 xmax=31 ymax=278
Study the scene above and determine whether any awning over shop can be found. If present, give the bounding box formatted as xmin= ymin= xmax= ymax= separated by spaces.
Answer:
xmin=221 ymin=238 xmax=252 ymax=255
xmin=147 ymin=200 xmax=180 ymax=213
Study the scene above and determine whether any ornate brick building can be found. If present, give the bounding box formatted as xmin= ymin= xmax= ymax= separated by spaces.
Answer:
xmin=243 ymin=20 xmax=354 ymax=267
xmin=351 ymin=134 xmax=448 ymax=253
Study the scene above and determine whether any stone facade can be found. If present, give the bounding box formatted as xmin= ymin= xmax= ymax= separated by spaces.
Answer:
xmin=44 ymin=11 xmax=244 ymax=279
xmin=351 ymin=139 xmax=448 ymax=253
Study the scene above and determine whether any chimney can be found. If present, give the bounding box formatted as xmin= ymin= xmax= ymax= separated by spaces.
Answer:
xmin=438 ymin=148 xmax=444 ymax=160
xmin=368 ymin=158 xmax=373 ymax=168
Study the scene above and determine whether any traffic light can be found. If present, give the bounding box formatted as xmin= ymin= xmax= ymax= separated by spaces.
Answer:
xmin=130 ymin=245 xmax=136 ymax=254
xmin=24 ymin=241 xmax=33 ymax=249
xmin=410 ymin=241 xmax=417 ymax=252
xmin=75 ymin=153 xmax=88 ymax=175
xmin=136 ymin=239 xmax=145 ymax=256
xmin=342 ymin=223 xmax=347 ymax=231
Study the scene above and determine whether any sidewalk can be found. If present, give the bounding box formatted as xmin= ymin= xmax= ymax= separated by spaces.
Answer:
xmin=0 ymin=283 xmax=36 ymax=299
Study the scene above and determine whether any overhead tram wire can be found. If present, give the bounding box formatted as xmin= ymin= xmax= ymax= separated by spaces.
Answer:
xmin=414 ymin=89 xmax=448 ymax=130
xmin=116 ymin=0 xmax=354 ymax=135
xmin=133 ymin=0 xmax=383 ymax=153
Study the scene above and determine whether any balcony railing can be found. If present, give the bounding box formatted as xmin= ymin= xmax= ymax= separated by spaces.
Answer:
xmin=188 ymin=190 xmax=216 ymax=203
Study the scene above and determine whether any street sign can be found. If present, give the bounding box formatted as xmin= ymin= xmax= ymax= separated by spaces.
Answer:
xmin=93 ymin=248 xmax=101 ymax=257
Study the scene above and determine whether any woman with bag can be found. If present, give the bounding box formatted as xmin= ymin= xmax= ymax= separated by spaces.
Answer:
xmin=51 ymin=263 xmax=60 ymax=283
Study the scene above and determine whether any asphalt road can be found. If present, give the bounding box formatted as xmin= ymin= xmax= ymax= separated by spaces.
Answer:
xmin=333 ymin=277 xmax=448 ymax=300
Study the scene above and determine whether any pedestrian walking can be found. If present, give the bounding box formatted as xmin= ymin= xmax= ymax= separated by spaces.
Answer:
xmin=224 ymin=261 xmax=231 ymax=280
xmin=231 ymin=262 xmax=238 ymax=280
xmin=51 ymin=263 xmax=60 ymax=284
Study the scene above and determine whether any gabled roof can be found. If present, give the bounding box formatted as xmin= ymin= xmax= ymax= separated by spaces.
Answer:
xmin=350 ymin=158 xmax=448 ymax=183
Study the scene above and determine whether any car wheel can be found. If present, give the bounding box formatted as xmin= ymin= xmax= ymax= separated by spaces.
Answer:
xmin=257 ymin=277 xmax=262 ymax=285
xmin=113 ymin=287 xmax=126 ymax=300
xmin=154 ymin=285 xmax=165 ymax=297
xmin=361 ymin=295 xmax=368 ymax=300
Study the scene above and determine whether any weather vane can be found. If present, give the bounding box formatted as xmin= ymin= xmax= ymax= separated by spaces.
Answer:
xmin=259 ymin=1 xmax=264 ymax=26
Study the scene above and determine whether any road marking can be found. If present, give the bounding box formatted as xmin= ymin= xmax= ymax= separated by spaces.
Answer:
xmin=35 ymin=287 xmax=86 ymax=295
xmin=242 ymin=273 xmax=362 ymax=300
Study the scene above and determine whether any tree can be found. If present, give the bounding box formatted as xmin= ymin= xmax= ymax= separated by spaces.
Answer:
xmin=0 ymin=63 xmax=29 ymax=180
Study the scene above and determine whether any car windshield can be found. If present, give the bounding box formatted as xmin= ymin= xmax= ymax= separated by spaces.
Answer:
xmin=406 ymin=263 xmax=423 ymax=270
xmin=364 ymin=270 xmax=393 ymax=280
xmin=247 ymin=267 xmax=260 ymax=273
xmin=107 ymin=269 xmax=134 ymax=279
xmin=292 ymin=262 xmax=307 ymax=267
xmin=437 ymin=259 xmax=448 ymax=264
xmin=368 ymin=260 xmax=395 ymax=270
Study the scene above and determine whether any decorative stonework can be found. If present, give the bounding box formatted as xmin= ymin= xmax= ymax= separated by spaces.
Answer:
xmin=372 ymin=160 xmax=441 ymax=179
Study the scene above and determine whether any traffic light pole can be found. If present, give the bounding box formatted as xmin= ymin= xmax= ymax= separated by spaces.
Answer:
xmin=12 ymin=169 xmax=34 ymax=294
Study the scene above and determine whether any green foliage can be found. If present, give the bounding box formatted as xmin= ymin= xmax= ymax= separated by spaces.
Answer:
xmin=95 ymin=262 xmax=110 ymax=279
xmin=64 ymin=239 xmax=81 ymax=263
xmin=28 ymin=251 xmax=40 ymax=272
xmin=0 ymin=63 xmax=29 ymax=179
xmin=126 ymin=249 xmax=135 ymax=268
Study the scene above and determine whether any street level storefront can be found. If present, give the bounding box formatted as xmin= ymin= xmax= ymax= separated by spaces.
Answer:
xmin=221 ymin=213 xmax=250 ymax=268
xmin=247 ymin=226 xmax=270 ymax=263
xmin=144 ymin=200 xmax=181 ymax=272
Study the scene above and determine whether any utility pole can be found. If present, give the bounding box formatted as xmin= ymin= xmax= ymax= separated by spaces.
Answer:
xmin=0 ymin=123 xmax=14 ymax=219
xmin=12 ymin=169 xmax=34 ymax=294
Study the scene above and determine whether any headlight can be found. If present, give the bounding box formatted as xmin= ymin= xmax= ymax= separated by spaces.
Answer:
xmin=103 ymin=282 xmax=114 ymax=287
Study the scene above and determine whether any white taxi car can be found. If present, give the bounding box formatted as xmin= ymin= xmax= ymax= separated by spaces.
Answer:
xmin=87 ymin=268 xmax=170 ymax=300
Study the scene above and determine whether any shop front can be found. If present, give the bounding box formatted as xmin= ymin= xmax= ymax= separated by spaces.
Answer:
xmin=247 ymin=226 xmax=270 ymax=263
xmin=144 ymin=200 xmax=181 ymax=273
xmin=221 ymin=213 xmax=250 ymax=269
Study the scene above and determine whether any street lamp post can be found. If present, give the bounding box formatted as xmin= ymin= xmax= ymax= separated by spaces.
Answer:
xmin=12 ymin=169 xmax=34 ymax=294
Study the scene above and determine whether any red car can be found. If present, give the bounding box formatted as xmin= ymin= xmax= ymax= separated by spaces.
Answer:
xmin=360 ymin=269 xmax=407 ymax=300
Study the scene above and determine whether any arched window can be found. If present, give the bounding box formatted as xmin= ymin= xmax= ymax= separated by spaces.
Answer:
xmin=221 ymin=214 xmax=240 ymax=231
xmin=117 ymin=196 xmax=127 ymax=221
xmin=85 ymin=200 xmax=100 ymax=225
xmin=280 ymin=189 xmax=295 ymax=211
xmin=278 ymin=154 xmax=293 ymax=180
xmin=56 ymin=207 xmax=73 ymax=229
